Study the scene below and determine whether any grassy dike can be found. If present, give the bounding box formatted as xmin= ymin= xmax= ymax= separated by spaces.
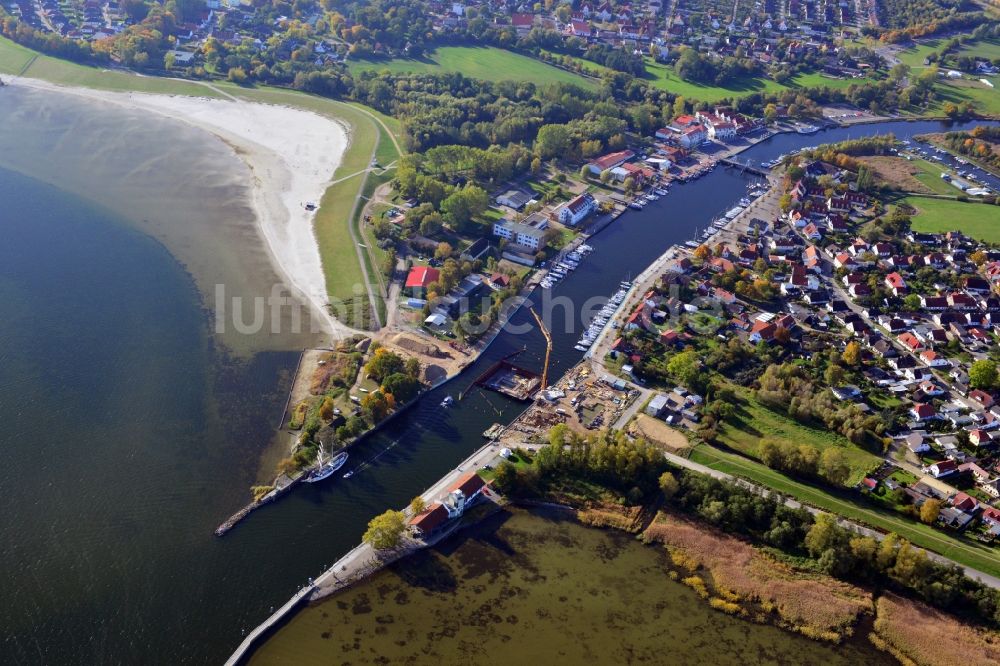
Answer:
xmin=691 ymin=444 xmax=1000 ymax=579
xmin=0 ymin=36 xmax=403 ymax=328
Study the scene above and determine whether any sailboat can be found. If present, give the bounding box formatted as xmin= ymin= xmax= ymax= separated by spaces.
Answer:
xmin=303 ymin=447 xmax=349 ymax=484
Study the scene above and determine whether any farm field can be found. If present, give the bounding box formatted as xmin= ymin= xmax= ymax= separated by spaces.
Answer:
xmin=690 ymin=444 xmax=1000 ymax=579
xmin=903 ymin=196 xmax=1000 ymax=242
xmin=347 ymin=46 xmax=598 ymax=89
xmin=714 ymin=387 xmax=881 ymax=486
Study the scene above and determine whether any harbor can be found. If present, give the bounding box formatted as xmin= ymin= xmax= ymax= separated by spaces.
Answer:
xmin=140 ymin=118 xmax=996 ymax=665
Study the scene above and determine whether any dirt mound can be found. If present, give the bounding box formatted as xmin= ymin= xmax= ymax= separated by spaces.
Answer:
xmin=422 ymin=364 xmax=447 ymax=385
xmin=391 ymin=333 xmax=451 ymax=359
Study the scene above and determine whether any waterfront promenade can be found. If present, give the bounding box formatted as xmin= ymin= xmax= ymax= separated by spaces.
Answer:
xmin=225 ymin=437 xmax=517 ymax=665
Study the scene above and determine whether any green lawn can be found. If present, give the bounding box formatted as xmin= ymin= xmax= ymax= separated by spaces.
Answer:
xmin=908 ymin=156 xmax=963 ymax=195
xmin=0 ymin=36 xmax=224 ymax=96
xmin=347 ymin=46 xmax=598 ymax=90
xmin=958 ymin=37 xmax=1000 ymax=63
xmin=895 ymin=38 xmax=943 ymax=69
xmin=716 ymin=388 xmax=881 ymax=485
xmin=932 ymin=79 xmax=1000 ymax=117
xmin=641 ymin=58 xmax=872 ymax=102
xmin=691 ymin=444 xmax=1000 ymax=578
xmin=0 ymin=35 xmax=35 ymax=74
xmin=903 ymin=196 xmax=1000 ymax=241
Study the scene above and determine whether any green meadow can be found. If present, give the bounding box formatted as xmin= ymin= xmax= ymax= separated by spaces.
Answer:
xmin=347 ymin=45 xmax=598 ymax=89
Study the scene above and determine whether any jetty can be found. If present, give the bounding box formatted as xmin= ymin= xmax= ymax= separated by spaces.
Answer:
xmin=215 ymin=474 xmax=301 ymax=536
xmin=226 ymin=439 xmax=514 ymax=664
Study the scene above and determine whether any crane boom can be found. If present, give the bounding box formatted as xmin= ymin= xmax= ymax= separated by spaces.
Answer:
xmin=530 ymin=307 xmax=552 ymax=390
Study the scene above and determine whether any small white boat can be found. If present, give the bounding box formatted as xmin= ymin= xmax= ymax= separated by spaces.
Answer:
xmin=441 ymin=395 xmax=454 ymax=408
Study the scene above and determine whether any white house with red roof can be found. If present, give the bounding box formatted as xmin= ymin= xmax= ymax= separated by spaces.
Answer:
xmin=885 ymin=272 xmax=907 ymax=296
xmin=556 ymin=193 xmax=597 ymax=226
xmin=587 ymin=149 xmax=635 ymax=175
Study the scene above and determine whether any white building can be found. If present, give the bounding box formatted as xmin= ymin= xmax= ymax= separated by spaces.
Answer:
xmin=493 ymin=217 xmax=547 ymax=250
xmin=556 ymin=193 xmax=597 ymax=226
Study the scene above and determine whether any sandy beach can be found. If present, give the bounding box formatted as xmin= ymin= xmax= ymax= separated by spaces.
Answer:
xmin=8 ymin=77 xmax=351 ymax=337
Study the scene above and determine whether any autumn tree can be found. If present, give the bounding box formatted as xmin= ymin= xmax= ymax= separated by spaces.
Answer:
xmin=842 ymin=341 xmax=861 ymax=367
xmin=366 ymin=348 xmax=406 ymax=383
xmin=819 ymin=448 xmax=851 ymax=486
xmin=920 ymin=498 xmax=942 ymax=525
xmin=659 ymin=471 xmax=680 ymax=498
xmin=362 ymin=509 xmax=407 ymax=550
xmin=361 ymin=390 xmax=395 ymax=422
xmin=409 ymin=496 xmax=426 ymax=515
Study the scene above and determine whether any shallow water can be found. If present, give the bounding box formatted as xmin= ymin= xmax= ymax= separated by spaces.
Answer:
xmin=249 ymin=509 xmax=894 ymax=665
xmin=0 ymin=84 xmax=324 ymax=354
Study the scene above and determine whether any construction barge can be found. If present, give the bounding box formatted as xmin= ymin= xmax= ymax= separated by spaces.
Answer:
xmin=478 ymin=360 xmax=541 ymax=401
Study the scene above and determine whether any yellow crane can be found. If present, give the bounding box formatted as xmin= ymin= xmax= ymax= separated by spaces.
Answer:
xmin=530 ymin=306 xmax=552 ymax=390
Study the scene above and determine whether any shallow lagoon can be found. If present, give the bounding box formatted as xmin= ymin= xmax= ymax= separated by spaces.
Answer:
xmin=249 ymin=509 xmax=894 ymax=665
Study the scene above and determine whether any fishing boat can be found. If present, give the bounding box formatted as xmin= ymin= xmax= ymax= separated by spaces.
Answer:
xmin=303 ymin=450 xmax=349 ymax=483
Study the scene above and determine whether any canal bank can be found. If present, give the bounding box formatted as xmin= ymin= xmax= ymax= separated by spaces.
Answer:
xmin=214 ymin=118 xmax=996 ymax=664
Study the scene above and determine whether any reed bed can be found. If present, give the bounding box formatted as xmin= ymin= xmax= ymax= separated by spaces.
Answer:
xmin=872 ymin=592 xmax=1000 ymax=666
xmin=642 ymin=512 xmax=871 ymax=640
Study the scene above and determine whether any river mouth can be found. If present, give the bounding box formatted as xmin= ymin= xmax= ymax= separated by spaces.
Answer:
xmin=247 ymin=507 xmax=894 ymax=665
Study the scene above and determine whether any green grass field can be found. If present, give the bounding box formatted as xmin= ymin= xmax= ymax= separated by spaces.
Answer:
xmin=641 ymin=57 xmax=872 ymax=102
xmin=895 ymin=38 xmax=943 ymax=69
xmin=691 ymin=444 xmax=1000 ymax=578
xmin=908 ymin=157 xmax=963 ymax=195
xmin=347 ymin=46 xmax=597 ymax=89
xmin=716 ymin=388 xmax=881 ymax=486
xmin=0 ymin=36 xmax=224 ymax=96
xmin=958 ymin=38 xmax=1000 ymax=63
xmin=904 ymin=196 xmax=1000 ymax=241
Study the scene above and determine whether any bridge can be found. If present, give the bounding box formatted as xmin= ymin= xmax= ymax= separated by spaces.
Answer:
xmin=718 ymin=157 xmax=771 ymax=178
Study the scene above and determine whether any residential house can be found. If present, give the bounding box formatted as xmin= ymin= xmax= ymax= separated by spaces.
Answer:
xmin=556 ymin=193 xmax=597 ymax=226
xmin=587 ymin=150 xmax=635 ymax=175
xmin=925 ymin=459 xmax=958 ymax=478
xmin=910 ymin=403 xmax=938 ymax=421
xmin=493 ymin=218 xmax=547 ymax=251
xmin=495 ymin=189 xmax=534 ymax=210
xmin=408 ymin=502 xmax=450 ymax=536
xmin=885 ymin=272 xmax=907 ymax=296
xmin=404 ymin=265 xmax=441 ymax=299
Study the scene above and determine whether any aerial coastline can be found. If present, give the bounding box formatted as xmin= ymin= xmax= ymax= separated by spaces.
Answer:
xmin=6 ymin=75 xmax=351 ymax=340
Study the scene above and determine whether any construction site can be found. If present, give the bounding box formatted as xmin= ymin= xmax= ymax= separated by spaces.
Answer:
xmin=490 ymin=362 xmax=639 ymax=448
